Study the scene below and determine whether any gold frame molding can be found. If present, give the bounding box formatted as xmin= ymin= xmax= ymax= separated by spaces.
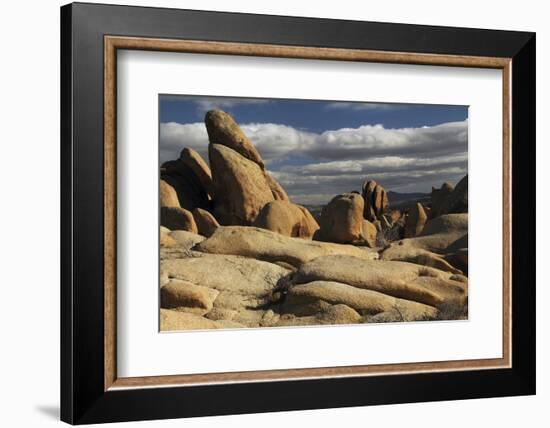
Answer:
xmin=104 ymin=36 xmax=512 ymax=391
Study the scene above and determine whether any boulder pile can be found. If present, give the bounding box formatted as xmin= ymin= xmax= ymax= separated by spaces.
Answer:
xmin=159 ymin=109 xmax=469 ymax=330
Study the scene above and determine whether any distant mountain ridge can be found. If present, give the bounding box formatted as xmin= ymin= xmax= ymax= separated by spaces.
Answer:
xmin=387 ymin=191 xmax=430 ymax=205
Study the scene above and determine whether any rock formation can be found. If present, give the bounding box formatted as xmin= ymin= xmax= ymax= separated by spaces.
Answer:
xmin=315 ymin=193 xmax=377 ymax=246
xmin=192 ymin=208 xmax=220 ymax=237
xmin=284 ymin=280 xmax=439 ymax=321
xmin=161 ymin=279 xmax=219 ymax=314
xmin=404 ymin=203 xmax=428 ymax=238
xmin=380 ymin=213 xmax=468 ymax=274
xmin=209 ymin=143 xmax=274 ymax=225
xmin=168 ymin=230 xmax=205 ymax=250
xmin=160 ymin=228 xmax=177 ymax=248
xmin=379 ymin=246 xmax=463 ymax=274
xmin=441 ymin=175 xmax=468 ymax=214
xmin=160 ymin=179 xmax=180 ymax=208
xmin=161 ymin=252 xmax=290 ymax=327
xmin=431 ymin=176 xmax=468 ymax=217
xmin=431 ymin=182 xmax=454 ymax=217
xmin=160 ymin=206 xmax=198 ymax=233
xmin=205 ymin=110 xmax=290 ymax=225
xmin=160 ymin=309 xmax=245 ymax=331
xmin=156 ymin=109 xmax=469 ymax=331
xmin=362 ymin=180 xmax=389 ymax=221
xmin=294 ymin=255 xmax=466 ymax=307
xmin=161 ymin=159 xmax=210 ymax=211
xmin=253 ymin=200 xmax=319 ymax=238
xmin=205 ymin=109 xmax=265 ymax=169
xmin=194 ymin=226 xmax=378 ymax=268
xmin=179 ymin=148 xmax=214 ymax=196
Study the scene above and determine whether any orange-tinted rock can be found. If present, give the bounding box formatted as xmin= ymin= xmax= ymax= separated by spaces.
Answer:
xmin=192 ymin=208 xmax=220 ymax=237
xmin=404 ymin=203 xmax=428 ymax=238
xmin=205 ymin=110 xmax=265 ymax=169
xmin=316 ymin=193 xmax=376 ymax=246
xmin=179 ymin=148 xmax=214 ymax=196
xmin=209 ymin=143 xmax=274 ymax=225
xmin=161 ymin=206 xmax=198 ymax=233
xmin=361 ymin=180 xmax=389 ymax=221
xmin=161 ymin=159 xmax=210 ymax=211
xmin=160 ymin=179 xmax=180 ymax=207
xmin=253 ymin=200 xmax=319 ymax=239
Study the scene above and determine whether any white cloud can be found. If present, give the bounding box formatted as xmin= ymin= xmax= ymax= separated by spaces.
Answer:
xmin=310 ymin=121 xmax=468 ymax=159
xmin=282 ymin=152 xmax=468 ymax=176
xmin=160 ymin=122 xmax=209 ymax=162
xmin=160 ymin=119 xmax=468 ymax=204
xmin=300 ymin=160 xmax=364 ymax=174
xmin=160 ymin=121 xmax=317 ymax=165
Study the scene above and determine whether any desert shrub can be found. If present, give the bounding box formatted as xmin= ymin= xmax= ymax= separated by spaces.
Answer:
xmin=376 ymin=224 xmax=403 ymax=247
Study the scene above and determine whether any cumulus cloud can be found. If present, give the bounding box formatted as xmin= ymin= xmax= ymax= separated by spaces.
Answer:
xmin=283 ymin=153 xmax=468 ymax=176
xmin=160 ymin=119 xmax=468 ymax=204
xmin=160 ymin=122 xmax=317 ymax=165
xmin=242 ymin=123 xmax=317 ymax=163
xmin=310 ymin=121 xmax=468 ymax=159
xmin=160 ymin=122 xmax=209 ymax=163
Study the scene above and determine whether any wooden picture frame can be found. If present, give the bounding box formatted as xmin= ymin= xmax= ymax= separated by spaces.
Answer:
xmin=61 ymin=2 xmax=535 ymax=424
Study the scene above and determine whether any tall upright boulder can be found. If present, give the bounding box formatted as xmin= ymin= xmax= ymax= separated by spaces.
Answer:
xmin=361 ymin=180 xmax=389 ymax=221
xmin=209 ymin=143 xmax=274 ymax=225
xmin=161 ymin=159 xmax=210 ymax=211
xmin=404 ymin=203 xmax=428 ymax=238
xmin=441 ymin=175 xmax=468 ymax=214
xmin=205 ymin=110 xmax=288 ymax=200
xmin=205 ymin=110 xmax=265 ymax=169
xmin=179 ymin=148 xmax=214 ymax=196
xmin=315 ymin=193 xmax=376 ymax=246
xmin=205 ymin=110 xmax=297 ymax=225
xmin=431 ymin=182 xmax=454 ymax=217
xmin=160 ymin=179 xmax=180 ymax=207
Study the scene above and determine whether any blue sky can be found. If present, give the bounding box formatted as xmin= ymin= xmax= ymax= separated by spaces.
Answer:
xmin=160 ymin=95 xmax=467 ymax=133
xmin=159 ymin=95 xmax=468 ymax=204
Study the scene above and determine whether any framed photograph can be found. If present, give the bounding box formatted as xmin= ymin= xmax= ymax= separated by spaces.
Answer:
xmin=60 ymin=2 xmax=535 ymax=424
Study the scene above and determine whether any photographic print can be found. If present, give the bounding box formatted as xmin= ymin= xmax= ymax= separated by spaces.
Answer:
xmin=158 ymin=95 xmax=469 ymax=331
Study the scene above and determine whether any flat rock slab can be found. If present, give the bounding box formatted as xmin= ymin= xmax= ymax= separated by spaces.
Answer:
xmin=162 ymin=253 xmax=288 ymax=297
xmin=380 ymin=245 xmax=463 ymax=274
xmin=160 ymin=309 xmax=245 ymax=331
xmin=160 ymin=280 xmax=219 ymax=314
xmin=275 ymin=304 xmax=362 ymax=327
xmin=285 ymin=280 xmax=439 ymax=320
xmin=194 ymin=226 xmax=378 ymax=267
xmin=293 ymin=255 xmax=465 ymax=307
xmin=168 ymin=230 xmax=205 ymax=250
